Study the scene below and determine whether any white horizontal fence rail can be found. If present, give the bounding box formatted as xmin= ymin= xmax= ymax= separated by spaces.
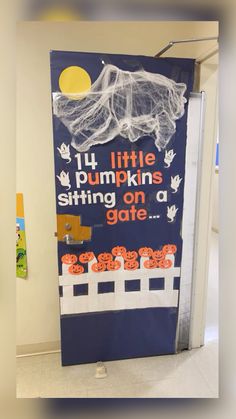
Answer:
xmin=59 ymin=254 xmax=180 ymax=315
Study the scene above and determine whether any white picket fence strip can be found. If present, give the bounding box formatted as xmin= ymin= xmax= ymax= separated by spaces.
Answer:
xmin=59 ymin=254 xmax=180 ymax=315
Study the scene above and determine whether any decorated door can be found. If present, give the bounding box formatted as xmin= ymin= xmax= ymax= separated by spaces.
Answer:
xmin=50 ymin=51 xmax=195 ymax=365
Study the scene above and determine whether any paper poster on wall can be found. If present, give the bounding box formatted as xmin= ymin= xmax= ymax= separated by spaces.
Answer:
xmin=50 ymin=51 xmax=195 ymax=365
xmin=16 ymin=193 xmax=27 ymax=279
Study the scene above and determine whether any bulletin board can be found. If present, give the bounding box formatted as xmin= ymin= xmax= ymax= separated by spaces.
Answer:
xmin=50 ymin=51 xmax=195 ymax=365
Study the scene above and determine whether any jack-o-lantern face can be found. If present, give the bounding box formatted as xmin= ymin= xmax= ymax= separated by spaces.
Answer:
xmin=124 ymin=260 xmax=139 ymax=270
xmin=152 ymin=250 xmax=165 ymax=260
xmin=162 ymin=244 xmax=177 ymax=254
xmin=68 ymin=264 xmax=84 ymax=275
xmin=98 ymin=252 xmax=113 ymax=263
xmin=112 ymin=246 xmax=126 ymax=257
xmin=61 ymin=254 xmax=78 ymax=265
xmin=91 ymin=262 xmax=106 ymax=273
xmin=159 ymin=259 xmax=172 ymax=269
xmin=144 ymin=259 xmax=158 ymax=269
xmin=124 ymin=251 xmax=138 ymax=261
xmin=107 ymin=260 xmax=121 ymax=271
xmin=79 ymin=252 xmax=94 ymax=264
xmin=139 ymin=247 xmax=153 ymax=257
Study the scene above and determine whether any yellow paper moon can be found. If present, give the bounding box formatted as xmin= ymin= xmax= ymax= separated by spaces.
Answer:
xmin=59 ymin=66 xmax=92 ymax=98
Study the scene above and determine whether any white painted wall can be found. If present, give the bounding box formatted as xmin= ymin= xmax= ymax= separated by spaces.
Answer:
xmin=199 ymin=56 xmax=218 ymax=233
xmin=189 ymin=52 xmax=218 ymax=347
xmin=16 ymin=21 xmax=218 ymax=352
xmin=212 ymin=171 xmax=219 ymax=232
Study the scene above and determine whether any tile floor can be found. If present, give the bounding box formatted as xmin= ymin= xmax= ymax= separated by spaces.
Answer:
xmin=16 ymin=232 xmax=218 ymax=398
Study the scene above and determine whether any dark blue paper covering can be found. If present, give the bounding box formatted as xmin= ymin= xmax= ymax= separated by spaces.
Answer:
xmin=50 ymin=51 xmax=195 ymax=365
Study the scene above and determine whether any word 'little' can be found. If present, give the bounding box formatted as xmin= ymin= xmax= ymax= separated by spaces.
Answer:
xmin=110 ymin=151 xmax=156 ymax=169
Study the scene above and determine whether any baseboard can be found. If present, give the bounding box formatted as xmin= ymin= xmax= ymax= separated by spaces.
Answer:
xmin=16 ymin=341 xmax=61 ymax=357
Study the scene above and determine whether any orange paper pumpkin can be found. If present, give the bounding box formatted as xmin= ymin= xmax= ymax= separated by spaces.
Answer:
xmin=98 ymin=252 xmax=113 ymax=263
xmin=107 ymin=260 xmax=121 ymax=271
xmin=159 ymin=259 xmax=172 ymax=268
xmin=162 ymin=244 xmax=177 ymax=254
xmin=124 ymin=250 xmax=138 ymax=261
xmin=91 ymin=262 xmax=106 ymax=273
xmin=144 ymin=259 xmax=158 ymax=269
xmin=152 ymin=250 xmax=165 ymax=260
xmin=68 ymin=264 xmax=84 ymax=275
xmin=124 ymin=260 xmax=139 ymax=270
xmin=61 ymin=254 xmax=78 ymax=265
xmin=79 ymin=252 xmax=95 ymax=264
xmin=139 ymin=247 xmax=153 ymax=257
xmin=112 ymin=246 xmax=127 ymax=257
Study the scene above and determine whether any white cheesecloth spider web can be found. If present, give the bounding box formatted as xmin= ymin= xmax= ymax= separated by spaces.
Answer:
xmin=53 ymin=64 xmax=187 ymax=152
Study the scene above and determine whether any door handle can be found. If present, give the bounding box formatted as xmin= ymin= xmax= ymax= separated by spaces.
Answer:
xmin=63 ymin=234 xmax=84 ymax=245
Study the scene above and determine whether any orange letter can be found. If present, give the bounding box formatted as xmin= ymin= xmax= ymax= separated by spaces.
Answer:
xmin=145 ymin=153 xmax=155 ymax=166
xmin=134 ymin=191 xmax=145 ymax=204
xmin=106 ymin=209 xmax=117 ymax=225
xmin=115 ymin=170 xmax=128 ymax=187
xmin=123 ymin=192 xmax=134 ymax=204
xmin=119 ymin=209 xmax=129 ymax=222
xmin=87 ymin=172 xmax=100 ymax=185
xmin=152 ymin=171 xmax=163 ymax=184
xmin=137 ymin=208 xmax=147 ymax=220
